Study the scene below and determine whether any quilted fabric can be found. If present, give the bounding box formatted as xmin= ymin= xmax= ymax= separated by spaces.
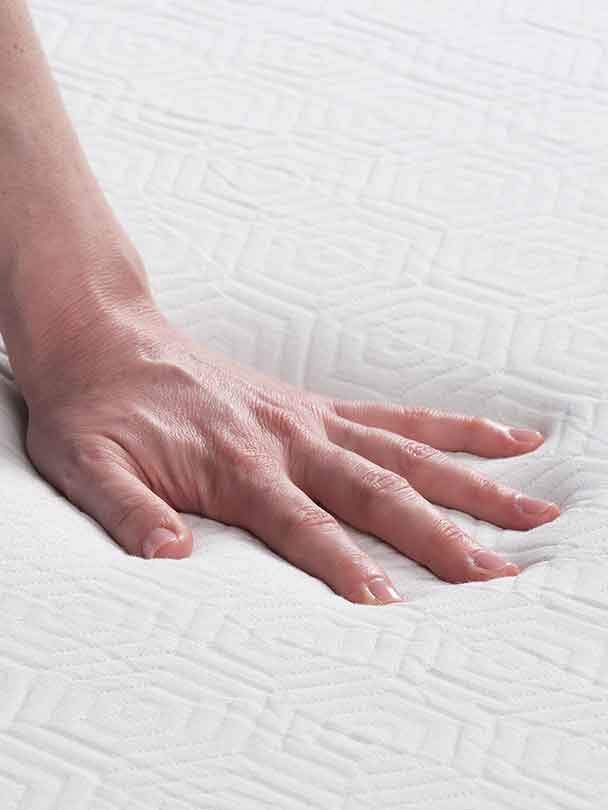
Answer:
xmin=1 ymin=1 xmax=608 ymax=807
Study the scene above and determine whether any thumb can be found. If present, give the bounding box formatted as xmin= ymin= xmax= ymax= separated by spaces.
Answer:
xmin=71 ymin=461 xmax=194 ymax=559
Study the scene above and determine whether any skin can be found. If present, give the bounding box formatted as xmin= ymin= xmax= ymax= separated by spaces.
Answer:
xmin=0 ymin=2 xmax=560 ymax=605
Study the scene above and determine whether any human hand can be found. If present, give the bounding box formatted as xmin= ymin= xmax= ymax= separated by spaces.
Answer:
xmin=21 ymin=285 xmax=560 ymax=605
xmin=0 ymin=0 xmax=559 ymax=605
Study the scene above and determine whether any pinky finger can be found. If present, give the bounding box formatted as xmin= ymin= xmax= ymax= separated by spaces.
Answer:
xmin=331 ymin=401 xmax=544 ymax=458
xmin=242 ymin=475 xmax=405 ymax=606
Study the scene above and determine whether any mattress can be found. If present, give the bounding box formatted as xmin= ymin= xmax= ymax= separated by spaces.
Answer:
xmin=1 ymin=1 xmax=608 ymax=808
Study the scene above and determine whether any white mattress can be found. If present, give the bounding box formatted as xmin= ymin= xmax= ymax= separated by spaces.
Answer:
xmin=2 ymin=2 xmax=608 ymax=808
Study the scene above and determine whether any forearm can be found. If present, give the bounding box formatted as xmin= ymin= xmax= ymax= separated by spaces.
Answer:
xmin=0 ymin=1 xmax=154 ymax=400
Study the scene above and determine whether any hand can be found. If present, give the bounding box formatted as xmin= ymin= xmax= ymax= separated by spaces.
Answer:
xmin=0 ymin=0 xmax=558 ymax=606
xmin=20 ymin=291 xmax=561 ymax=605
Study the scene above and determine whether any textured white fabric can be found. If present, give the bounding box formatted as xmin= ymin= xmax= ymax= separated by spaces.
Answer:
xmin=1 ymin=1 xmax=608 ymax=808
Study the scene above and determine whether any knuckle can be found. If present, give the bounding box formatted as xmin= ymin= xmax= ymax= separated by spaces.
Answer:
xmin=329 ymin=397 xmax=346 ymax=412
xmin=282 ymin=504 xmax=339 ymax=570
xmin=473 ymin=474 xmax=502 ymax=501
xmin=112 ymin=493 xmax=151 ymax=537
xmin=211 ymin=443 xmax=280 ymax=518
xmin=251 ymin=475 xmax=283 ymax=503
xmin=432 ymin=517 xmax=468 ymax=549
xmin=331 ymin=397 xmax=357 ymax=417
xmin=305 ymin=401 xmax=336 ymax=434
xmin=398 ymin=439 xmax=442 ymax=471
xmin=318 ymin=396 xmax=339 ymax=415
xmin=287 ymin=505 xmax=338 ymax=534
xmin=238 ymin=447 xmax=275 ymax=476
xmin=218 ymin=435 xmax=276 ymax=476
xmin=405 ymin=405 xmax=436 ymax=421
xmin=357 ymin=465 xmax=411 ymax=503
xmin=287 ymin=433 xmax=326 ymax=485
xmin=284 ymin=504 xmax=338 ymax=541
xmin=255 ymin=402 xmax=312 ymax=443
xmin=219 ymin=439 xmax=247 ymax=471
xmin=466 ymin=415 xmax=492 ymax=438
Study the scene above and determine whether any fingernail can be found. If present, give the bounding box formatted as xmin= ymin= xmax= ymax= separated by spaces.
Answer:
xmin=349 ymin=578 xmax=405 ymax=605
xmin=515 ymin=493 xmax=558 ymax=516
xmin=368 ymin=578 xmax=404 ymax=604
xmin=142 ymin=527 xmax=179 ymax=559
xmin=508 ymin=427 xmax=543 ymax=443
xmin=470 ymin=548 xmax=519 ymax=574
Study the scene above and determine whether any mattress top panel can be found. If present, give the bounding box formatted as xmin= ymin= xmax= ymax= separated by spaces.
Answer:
xmin=1 ymin=2 xmax=607 ymax=808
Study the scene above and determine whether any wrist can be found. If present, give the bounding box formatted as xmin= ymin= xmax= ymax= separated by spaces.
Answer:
xmin=0 ymin=205 xmax=158 ymax=404
xmin=0 ymin=1 xmax=163 ymax=403
xmin=0 ymin=74 xmax=162 ymax=403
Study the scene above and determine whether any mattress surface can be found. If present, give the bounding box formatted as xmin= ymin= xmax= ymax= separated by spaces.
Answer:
xmin=2 ymin=2 xmax=608 ymax=808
